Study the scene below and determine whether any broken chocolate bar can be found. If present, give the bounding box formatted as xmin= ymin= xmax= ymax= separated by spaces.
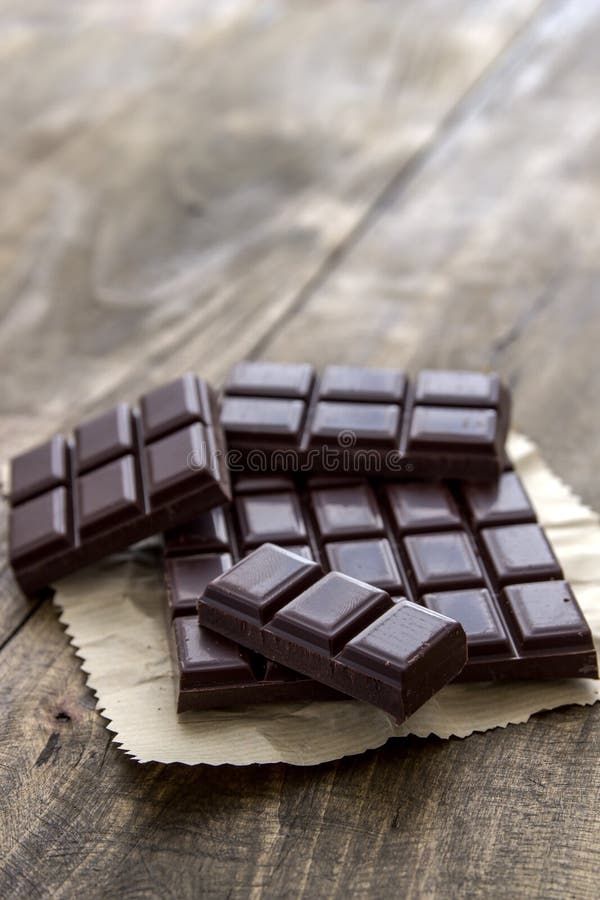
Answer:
xmin=197 ymin=543 xmax=467 ymax=720
xmin=220 ymin=363 xmax=510 ymax=480
xmin=9 ymin=374 xmax=231 ymax=594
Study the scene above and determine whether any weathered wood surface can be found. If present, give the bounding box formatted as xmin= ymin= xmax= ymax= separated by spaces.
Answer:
xmin=0 ymin=1 xmax=598 ymax=898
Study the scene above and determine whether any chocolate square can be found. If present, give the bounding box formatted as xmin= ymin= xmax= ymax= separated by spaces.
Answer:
xmin=503 ymin=581 xmax=591 ymax=650
xmin=140 ymin=374 xmax=205 ymax=442
xmin=10 ymin=435 xmax=68 ymax=505
xmin=266 ymin=572 xmax=391 ymax=654
xmin=225 ymin=361 xmax=314 ymax=398
xmin=220 ymin=396 xmax=305 ymax=441
xmin=174 ymin=617 xmax=256 ymax=689
xmin=145 ymin=423 xmax=211 ymax=506
xmin=166 ymin=553 xmax=234 ymax=617
xmin=404 ymin=531 xmax=484 ymax=591
xmin=10 ymin=487 xmax=72 ymax=565
xmin=337 ymin=601 xmax=450 ymax=679
xmin=206 ymin=544 xmax=321 ymax=624
xmin=423 ymin=588 xmax=510 ymax=655
xmin=165 ymin=507 xmax=231 ymax=554
xmin=385 ymin=481 xmax=461 ymax=533
xmin=309 ymin=401 xmax=400 ymax=448
xmin=462 ymin=472 xmax=536 ymax=527
xmin=325 ymin=539 xmax=404 ymax=593
xmin=311 ymin=484 xmax=384 ymax=539
xmin=236 ymin=491 xmax=308 ymax=548
xmin=481 ymin=524 xmax=562 ymax=585
xmin=74 ymin=404 xmax=134 ymax=473
xmin=408 ymin=406 xmax=498 ymax=450
xmin=77 ymin=456 xmax=143 ymax=538
xmin=319 ymin=365 xmax=406 ymax=403
xmin=414 ymin=370 xmax=501 ymax=407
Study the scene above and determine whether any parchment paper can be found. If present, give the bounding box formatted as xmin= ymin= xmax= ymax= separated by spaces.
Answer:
xmin=54 ymin=433 xmax=600 ymax=765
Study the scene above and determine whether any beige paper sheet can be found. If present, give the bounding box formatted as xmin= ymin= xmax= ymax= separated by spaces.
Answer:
xmin=54 ymin=433 xmax=600 ymax=765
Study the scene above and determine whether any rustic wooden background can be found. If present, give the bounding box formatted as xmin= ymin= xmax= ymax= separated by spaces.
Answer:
xmin=1 ymin=1 xmax=598 ymax=897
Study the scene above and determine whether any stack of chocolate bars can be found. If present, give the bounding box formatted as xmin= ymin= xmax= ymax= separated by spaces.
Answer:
xmin=8 ymin=364 xmax=598 ymax=725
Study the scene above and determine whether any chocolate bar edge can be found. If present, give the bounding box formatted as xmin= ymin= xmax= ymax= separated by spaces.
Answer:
xmin=176 ymin=676 xmax=344 ymax=712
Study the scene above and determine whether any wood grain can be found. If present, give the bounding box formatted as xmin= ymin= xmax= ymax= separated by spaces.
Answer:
xmin=0 ymin=0 xmax=543 ymax=647
xmin=0 ymin=600 xmax=597 ymax=899
xmin=0 ymin=0 xmax=541 ymax=450
xmin=262 ymin=0 xmax=600 ymax=511
xmin=0 ymin=1 xmax=598 ymax=898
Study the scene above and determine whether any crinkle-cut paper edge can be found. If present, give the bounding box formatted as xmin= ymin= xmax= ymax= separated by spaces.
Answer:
xmin=54 ymin=598 xmax=600 ymax=766
xmin=55 ymin=600 xmax=388 ymax=765
xmin=509 ymin=433 xmax=600 ymax=527
xmin=55 ymin=610 xmax=128 ymax=754
xmin=133 ymin=701 xmax=598 ymax=767
xmin=52 ymin=431 xmax=600 ymax=766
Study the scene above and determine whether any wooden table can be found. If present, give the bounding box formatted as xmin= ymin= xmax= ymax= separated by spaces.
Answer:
xmin=1 ymin=2 xmax=598 ymax=896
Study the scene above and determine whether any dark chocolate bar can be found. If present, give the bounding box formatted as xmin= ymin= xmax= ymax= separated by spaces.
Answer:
xmin=9 ymin=374 xmax=231 ymax=594
xmin=220 ymin=363 xmax=510 ymax=480
xmin=198 ymin=543 xmax=467 ymax=720
xmin=165 ymin=470 xmax=597 ymax=688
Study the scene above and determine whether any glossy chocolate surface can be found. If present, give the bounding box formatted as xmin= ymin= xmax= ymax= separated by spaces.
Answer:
xmin=9 ymin=374 xmax=231 ymax=594
xmin=165 ymin=469 xmax=597 ymax=689
xmin=199 ymin=544 xmax=467 ymax=720
xmin=221 ymin=363 xmax=510 ymax=480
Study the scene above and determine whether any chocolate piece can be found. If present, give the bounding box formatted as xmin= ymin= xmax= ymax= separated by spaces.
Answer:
xmin=221 ymin=363 xmax=510 ymax=480
xmin=312 ymin=484 xmax=384 ymax=539
xmin=163 ymin=506 xmax=231 ymax=555
xmin=414 ymin=370 xmax=501 ymax=407
xmin=10 ymin=488 xmax=72 ymax=566
xmin=461 ymin=471 xmax=536 ymax=527
xmin=320 ymin=365 xmax=406 ymax=403
xmin=407 ymin=406 xmax=497 ymax=451
xmin=421 ymin=589 xmax=510 ymax=657
xmin=165 ymin=469 xmax=597 ymax=690
xmin=140 ymin=374 xmax=207 ymax=442
xmin=10 ymin=435 xmax=69 ymax=505
xmin=225 ymin=361 xmax=315 ymax=399
xmin=385 ymin=481 xmax=461 ymax=533
xmin=324 ymin=539 xmax=404 ymax=593
xmin=480 ymin=524 xmax=562 ymax=585
xmin=236 ymin=491 xmax=308 ymax=547
xmin=166 ymin=554 xmax=234 ymax=617
xmin=74 ymin=404 xmax=134 ymax=473
xmin=502 ymin=582 xmax=589 ymax=651
xmin=198 ymin=544 xmax=467 ymax=720
xmin=9 ymin=375 xmax=231 ymax=594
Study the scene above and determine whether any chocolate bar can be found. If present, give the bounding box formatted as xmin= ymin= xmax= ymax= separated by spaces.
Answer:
xmin=198 ymin=543 xmax=467 ymax=720
xmin=220 ymin=363 xmax=510 ymax=480
xmin=165 ymin=470 xmax=597 ymax=691
xmin=9 ymin=374 xmax=231 ymax=594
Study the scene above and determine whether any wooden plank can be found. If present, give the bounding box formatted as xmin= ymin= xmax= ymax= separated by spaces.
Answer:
xmin=239 ymin=0 xmax=600 ymax=893
xmin=0 ymin=0 xmax=541 ymax=642
xmin=0 ymin=0 xmax=542 ymax=455
xmin=262 ymin=0 xmax=600 ymax=512
xmin=0 ymin=599 xmax=597 ymax=898
xmin=1 ymin=1 xmax=599 ymax=898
